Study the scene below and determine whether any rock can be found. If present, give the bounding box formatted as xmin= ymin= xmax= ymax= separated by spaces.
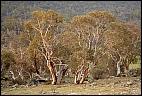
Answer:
xmin=89 ymin=82 xmax=97 ymax=86
xmin=19 ymin=85 xmax=26 ymax=88
xmin=111 ymin=82 xmax=115 ymax=86
xmin=106 ymin=84 xmax=111 ymax=87
xmin=25 ymin=84 xmax=29 ymax=88
xmin=123 ymin=81 xmax=133 ymax=87
xmin=114 ymin=80 xmax=121 ymax=85
xmin=84 ymin=81 xmax=89 ymax=84
xmin=41 ymin=91 xmax=47 ymax=94
xmin=12 ymin=84 xmax=18 ymax=88
xmin=109 ymin=76 xmax=115 ymax=79
xmin=127 ymin=81 xmax=133 ymax=85
xmin=68 ymin=93 xmax=78 ymax=95
xmin=1 ymin=92 xmax=7 ymax=95
xmin=51 ymin=92 xmax=59 ymax=95
xmin=32 ymin=85 xmax=36 ymax=87
xmin=98 ymin=93 xmax=101 ymax=95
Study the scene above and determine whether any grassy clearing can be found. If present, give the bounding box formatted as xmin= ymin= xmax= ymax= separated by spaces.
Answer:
xmin=1 ymin=84 xmax=103 ymax=95
xmin=1 ymin=77 xmax=141 ymax=95
xmin=129 ymin=63 xmax=141 ymax=69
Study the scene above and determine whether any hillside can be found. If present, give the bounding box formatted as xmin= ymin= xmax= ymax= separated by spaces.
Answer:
xmin=1 ymin=1 xmax=141 ymax=95
xmin=1 ymin=1 xmax=141 ymax=25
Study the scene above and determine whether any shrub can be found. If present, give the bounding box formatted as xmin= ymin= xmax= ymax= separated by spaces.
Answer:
xmin=1 ymin=50 xmax=15 ymax=78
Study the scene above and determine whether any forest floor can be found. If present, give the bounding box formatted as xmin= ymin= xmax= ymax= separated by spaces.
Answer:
xmin=1 ymin=76 xmax=141 ymax=95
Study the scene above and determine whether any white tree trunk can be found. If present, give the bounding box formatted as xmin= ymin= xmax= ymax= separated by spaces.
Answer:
xmin=116 ymin=62 xmax=121 ymax=76
xmin=74 ymin=75 xmax=78 ymax=84
xmin=47 ymin=62 xmax=57 ymax=85
xmin=74 ymin=65 xmax=89 ymax=84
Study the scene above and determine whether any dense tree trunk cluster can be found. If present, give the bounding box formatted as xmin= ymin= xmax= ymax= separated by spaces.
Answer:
xmin=74 ymin=64 xmax=89 ymax=84
xmin=1 ymin=9 xmax=140 ymax=86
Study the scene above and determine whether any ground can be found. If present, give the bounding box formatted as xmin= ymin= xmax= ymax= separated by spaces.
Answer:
xmin=1 ymin=76 xmax=141 ymax=95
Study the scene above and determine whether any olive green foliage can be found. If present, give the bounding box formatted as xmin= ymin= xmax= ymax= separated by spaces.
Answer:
xmin=1 ymin=8 xmax=141 ymax=85
xmin=1 ymin=50 xmax=15 ymax=77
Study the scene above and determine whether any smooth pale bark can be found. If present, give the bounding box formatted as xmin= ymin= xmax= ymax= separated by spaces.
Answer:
xmin=116 ymin=62 xmax=121 ymax=76
xmin=79 ymin=67 xmax=89 ymax=84
xmin=74 ymin=65 xmax=83 ymax=84
xmin=32 ymin=19 xmax=69 ymax=84
xmin=74 ymin=75 xmax=78 ymax=84
xmin=10 ymin=71 xmax=16 ymax=80
xmin=18 ymin=69 xmax=24 ymax=80
xmin=33 ymin=73 xmax=49 ymax=81
xmin=47 ymin=60 xmax=57 ymax=85
xmin=74 ymin=74 xmax=80 ymax=84
xmin=116 ymin=56 xmax=121 ymax=76
xmin=10 ymin=70 xmax=25 ymax=84
xmin=74 ymin=65 xmax=89 ymax=84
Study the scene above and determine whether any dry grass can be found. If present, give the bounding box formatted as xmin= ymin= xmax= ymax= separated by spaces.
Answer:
xmin=1 ymin=77 xmax=141 ymax=95
xmin=129 ymin=63 xmax=141 ymax=69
